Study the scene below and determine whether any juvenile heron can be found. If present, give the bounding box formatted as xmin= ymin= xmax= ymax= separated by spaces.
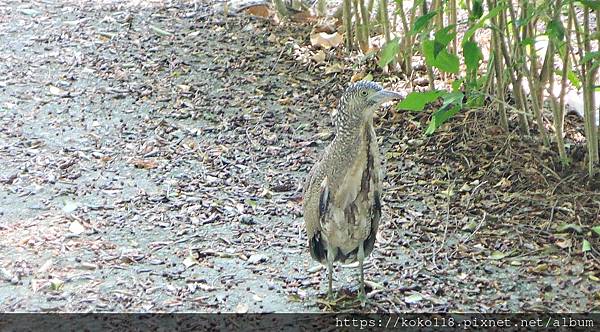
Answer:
xmin=303 ymin=81 xmax=402 ymax=302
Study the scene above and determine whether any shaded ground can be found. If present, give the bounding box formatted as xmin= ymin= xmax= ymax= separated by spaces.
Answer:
xmin=0 ymin=0 xmax=599 ymax=312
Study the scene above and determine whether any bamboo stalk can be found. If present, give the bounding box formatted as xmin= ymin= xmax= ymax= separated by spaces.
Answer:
xmin=333 ymin=2 xmax=344 ymax=19
xmin=317 ymin=0 xmax=327 ymax=16
xmin=343 ymin=0 xmax=353 ymax=50
xmin=380 ymin=0 xmax=391 ymax=43
xmin=487 ymin=0 xmax=508 ymax=131
xmin=434 ymin=0 xmax=447 ymax=82
xmin=585 ymin=7 xmax=599 ymax=175
xmin=359 ymin=0 xmax=370 ymax=51
xmin=596 ymin=7 xmax=600 ymax=171
xmin=550 ymin=0 xmax=569 ymax=165
xmin=501 ymin=1 xmax=530 ymax=134
xmin=353 ymin=0 xmax=366 ymax=51
xmin=273 ymin=0 xmax=289 ymax=17
xmin=420 ymin=0 xmax=435 ymax=90
xmin=513 ymin=1 xmax=547 ymax=141
xmin=398 ymin=0 xmax=418 ymax=76
xmin=435 ymin=0 xmax=444 ymax=32
xmin=522 ymin=5 xmax=551 ymax=148
xmin=450 ymin=0 xmax=457 ymax=54
xmin=367 ymin=0 xmax=374 ymax=14
xmin=575 ymin=5 xmax=599 ymax=176
xmin=379 ymin=0 xmax=393 ymax=71
xmin=396 ymin=0 xmax=410 ymax=73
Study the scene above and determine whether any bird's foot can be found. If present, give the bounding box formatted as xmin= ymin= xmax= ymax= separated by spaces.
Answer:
xmin=316 ymin=292 xmax=346 ymax=308
xmin=356 ymin=291 xmax=367 ymax=307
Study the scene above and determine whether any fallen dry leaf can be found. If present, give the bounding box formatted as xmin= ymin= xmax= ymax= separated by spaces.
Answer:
xmin=244 ymin=5 xmax=272 ymax=18
xmin=235 ymin=302 xmax=249 ymax=313
xmin=312 ymin=21 xmax=337 ymax=34
xmin=351 ymin=72 xmax=366 ymax=82
xmin=312 ymin=50 xmax=326 ymax=63
xmin=182 ymin=255 xmax=197 ymax=268
xmin=291 ymin=10 xmax=316 ymax=23
xmin=130 ymin=158 xmax=158 ymax=169
xmin=37 ymin=260 xmax=53 ymax=274
xmin=69 ymin=221 xmax=85 ymax=235
xmin=48 ymin=85 xmax=68 ymax=97
xmin=494 ymin=178 xmax=512 ymax=188
xmin=310 ymin=32 xmax=343 ymax=49
xmin=324 ymin=62 xmax=344 ymax=74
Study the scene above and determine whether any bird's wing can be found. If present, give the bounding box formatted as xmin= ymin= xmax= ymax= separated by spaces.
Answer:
xmin=304 ymin=169 xmax=329 ymax=263
xmin=318 ymin=176 xmax=330 ymax=219
xmin=362 ymin=186 xmax=381 ymax=257
xmin=361 ymin=131 xmax=382 ymax=258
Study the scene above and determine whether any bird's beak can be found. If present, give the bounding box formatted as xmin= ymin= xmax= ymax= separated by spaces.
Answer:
xmin=369 ymin=89 xmax=404 ymax=105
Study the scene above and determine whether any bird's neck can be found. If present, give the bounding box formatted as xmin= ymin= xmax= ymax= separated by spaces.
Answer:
xmin=335 ymin=117 xmax=373 ymax=143
xmin=330 ymin=119 xmax=372 ymax=161
xmin=325 ymin=119 xmax=374 ymax=189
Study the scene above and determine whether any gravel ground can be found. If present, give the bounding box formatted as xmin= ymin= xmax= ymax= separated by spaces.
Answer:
xmin=0 ymin=0 xmax=598 ymax=312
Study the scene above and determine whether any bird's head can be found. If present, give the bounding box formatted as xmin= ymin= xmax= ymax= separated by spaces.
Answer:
xmin=333 ymin=81 xmax=403 ymax=129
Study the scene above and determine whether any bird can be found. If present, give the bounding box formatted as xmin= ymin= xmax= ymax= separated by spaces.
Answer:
xmin=302 ymin=80 xmax=403 ymax=303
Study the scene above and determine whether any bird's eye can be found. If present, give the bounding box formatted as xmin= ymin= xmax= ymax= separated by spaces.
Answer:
xmin=360 ymin=90 xmax=369 ymax=97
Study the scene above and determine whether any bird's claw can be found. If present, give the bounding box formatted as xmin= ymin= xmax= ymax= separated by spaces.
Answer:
xmin=317 ymin=292 xmax=346 ymax=307
xmin=356 ymin=291 xmax=367 ymax=307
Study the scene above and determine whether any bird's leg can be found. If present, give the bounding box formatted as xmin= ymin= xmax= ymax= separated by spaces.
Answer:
xmin=327 ymin=259 xmax=333 ymax=300
xmin=357 ymin=242 xmax=367 ymax=306
xmin=326 ymin=246 xmax=336 ymax=300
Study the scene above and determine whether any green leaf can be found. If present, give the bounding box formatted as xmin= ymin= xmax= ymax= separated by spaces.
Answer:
xmin=404 ymin=293 xmax=423 ymax=304
xmin=442 ymin=91 xmax=465 ymax=105
xmin=471 ymin=0 xmax=484 ymax=20
xmin=425 ymin=92 xmax=464 ymax=135
xmin=412 ymin=11 xmax=438 ymax=34
xmin=244 ymin=199 xmax=257 ymax=208
xmin=520 ymin=37 xmax=535 ymax=47
xmin=435 ymin=50 xmax=460 ymax=74
xmin=566 ymin=69 xmax=581 ymax=89
xmin=378 ymin=38 xmax=400 ymax=68
xmin=556 ymin=223 xmax=583 ymax=234
xmin=451 ymin=78 xmax=464 ymax=92
xmin=396 ymin=91 xmax=444 ymax=112
xmin=434 ymin=25 xmax=457 ymax=47
xmin=463 ymin=5 xmax=505 ymax=45
xmin=20 ymin=8 xmax=40 ymax=16
xmin=423 ymin=39 xmax=459 ymax=74
xmin=582 ymin=239 xmax=592 ymax=252
xmin=592 ymin=226 xmax=600 ymax=236
xmin=489 ymin=250 xmax=508 ymax=260
xmin=582 ymin=51 xmax=600 ymax=64
xmin=463 ymin=41 xmax=483 ymax=71
xmin=433 ymin=40 xmax=446 ymax=58
xmin=591 ymin=31 xmax=600 ymax=41
xmin=50 ymin=278 xmax=64 ymax=291
xmin=426 ymin=103 xmax=462 ymax=135
xmin=579 ymin=1 xmax=600 ymax=10
xmin=547 ymin=19 xmax=565 ymax=42
xmin=422 ymin=39 xmax=436 ymax=67
xmin=150 ymin=25 xmax=172 ymax=36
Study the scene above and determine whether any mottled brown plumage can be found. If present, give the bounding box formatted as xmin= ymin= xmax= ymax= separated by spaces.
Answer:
xmin=302 ymin=81 xmax=403 ymax=301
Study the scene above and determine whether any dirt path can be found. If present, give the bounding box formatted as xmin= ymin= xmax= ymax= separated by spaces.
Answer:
xmin=0 ymin=0 xmax=598 ymax=312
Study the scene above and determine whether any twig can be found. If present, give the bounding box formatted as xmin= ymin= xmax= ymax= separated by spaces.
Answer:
xmin=269 ymin=46 xmax=286 ymax=73
xmin=461 ymin=211 xmax=487 ymax=244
